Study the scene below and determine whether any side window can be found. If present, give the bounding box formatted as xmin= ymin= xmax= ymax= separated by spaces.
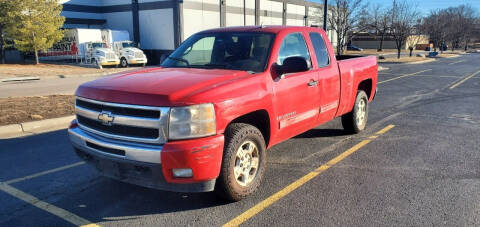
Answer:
xmin=182 ymin=37 xmax=215 ymax=65
xmin=309 ymin=32 xmax=330 ymax=67
xmin=277 ymin=33 xmax=311 ymax=66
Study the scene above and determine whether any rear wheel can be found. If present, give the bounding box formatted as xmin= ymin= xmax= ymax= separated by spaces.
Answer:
xmin=342 ymin=90 xmax=369 ymax=133
xmin=120 ymin=58 xmax=128 ymax=68
xmin=216 ymin=123 xmax=266 ymax=201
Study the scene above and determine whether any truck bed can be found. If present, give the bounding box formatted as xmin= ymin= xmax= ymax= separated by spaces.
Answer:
xmin=335 ymin=55 xmax=378 ymax=117
xmin=336 ymin=55 xmax=369 ymax=61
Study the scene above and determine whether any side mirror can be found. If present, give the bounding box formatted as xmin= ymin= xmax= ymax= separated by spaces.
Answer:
xmin=276 ymin=56 xmax=309 ymax=78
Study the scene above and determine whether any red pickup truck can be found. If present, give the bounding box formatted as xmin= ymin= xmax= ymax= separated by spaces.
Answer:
xmin=69 ymin=26 xmax=377 ymax=201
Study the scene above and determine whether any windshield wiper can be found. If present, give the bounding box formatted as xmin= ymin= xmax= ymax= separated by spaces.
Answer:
xmin=203 ymin=64 xmax=227 ymax=68
xmin=167 ymin=57 xmax=189 ymax=66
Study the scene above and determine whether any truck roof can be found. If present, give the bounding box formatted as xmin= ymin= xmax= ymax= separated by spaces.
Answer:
xmin=199 ymin=25 xmax=324 ymax=34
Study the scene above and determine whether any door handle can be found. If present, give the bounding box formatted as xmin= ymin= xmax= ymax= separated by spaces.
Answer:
xmin=307 ymin=80 xmax=318 ymax=87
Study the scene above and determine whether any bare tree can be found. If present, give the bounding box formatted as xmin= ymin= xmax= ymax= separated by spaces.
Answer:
xmin=423 ymin=5 xmax=477 ymax=53
xmin=390 ymin=0 xmax=419 ymax=58
xmin=327 ymin=0 xmax=366 ymax=55
xmin=423 ymin=10 xmax=446 ymax=52
xmin=365 ymin=4 xmax=391 ymax=51
xmin=455 ymin=5 xmax=477 ymax=51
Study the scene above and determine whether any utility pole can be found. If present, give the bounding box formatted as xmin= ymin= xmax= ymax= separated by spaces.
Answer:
xmin=323 ymin=0 xmax=328 ymax=30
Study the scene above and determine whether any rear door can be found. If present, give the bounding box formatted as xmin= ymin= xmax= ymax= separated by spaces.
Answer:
xmin=272 ymin=32 xmax=320 ymax=140
xmin=308 ymin=32 xmax=340 ymax=124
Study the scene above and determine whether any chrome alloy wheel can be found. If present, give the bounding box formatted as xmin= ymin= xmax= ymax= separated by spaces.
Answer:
xmin=234 ymin=141 xmax=259 ymax=187
xmin=356 ymin=98 xmax=367 ymax=126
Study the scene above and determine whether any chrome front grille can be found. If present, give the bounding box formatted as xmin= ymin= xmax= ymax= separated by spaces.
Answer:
xmin=134 ymin=52 xmax=144 ymax=58
xmin=106 ymin=52 xmax=116 ymax=60
xmin=75 ymin=97 xmax=169 ymax=144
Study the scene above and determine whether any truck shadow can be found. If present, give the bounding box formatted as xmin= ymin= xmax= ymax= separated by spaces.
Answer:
xmin=68 ymin=176 xmax=231 ymax=223
xmin=294 ymin=128 xmax=351 ymax=139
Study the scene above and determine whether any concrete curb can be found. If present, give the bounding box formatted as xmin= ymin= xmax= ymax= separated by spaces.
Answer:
xmin=0 ymin=115 xmax=75 ymax=139
xmin=378 ymin=66 xmax=389 ymax=71
xmin=1 ymin=76 xmax=40 ymax=82
xmin=405 ymin=59 xmax=436 ymax=64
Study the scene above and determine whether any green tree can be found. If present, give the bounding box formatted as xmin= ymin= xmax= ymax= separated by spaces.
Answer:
xmin=7 ymin=0 xmax=65 ymax=64
xmin=0 ymin=0 xmax=15 ymax=64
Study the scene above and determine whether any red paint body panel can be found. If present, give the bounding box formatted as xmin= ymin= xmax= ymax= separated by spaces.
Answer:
xmin=161 ymin=135 xmax=224 ymax=183
xmin=74 ymin=26 xmax=377 ymax=185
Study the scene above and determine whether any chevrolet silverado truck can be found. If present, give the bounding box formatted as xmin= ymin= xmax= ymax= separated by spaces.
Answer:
xmin=68 ymin=26 xmax=377 ymax=201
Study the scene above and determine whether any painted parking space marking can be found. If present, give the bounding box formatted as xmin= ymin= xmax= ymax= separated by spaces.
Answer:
xmin=223 ymin=125 xmax=396 ymax=227
xmin=0 ymin=183 xmax=99 ymax=227
xmin=449 ymin=69 xmax=480 ymax=89
xmin=378 ymin=69 xmax=432 ymax=84
xmin=448 ymin=60 xmax=465 ymax=65
xmin=4 ymin=161 xmax=85 ymax=185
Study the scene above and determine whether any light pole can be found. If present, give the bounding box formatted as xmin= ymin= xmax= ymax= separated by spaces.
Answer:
xmin=323 ymin=0 xmax=328 ymax=31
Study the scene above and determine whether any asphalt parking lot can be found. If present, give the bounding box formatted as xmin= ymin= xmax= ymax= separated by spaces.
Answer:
xmin=1 ymin=53 xmax=480 ymax=226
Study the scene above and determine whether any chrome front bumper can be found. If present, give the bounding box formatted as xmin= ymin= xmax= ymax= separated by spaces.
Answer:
xmin=68 ymin=127 xmax=162 ymax=164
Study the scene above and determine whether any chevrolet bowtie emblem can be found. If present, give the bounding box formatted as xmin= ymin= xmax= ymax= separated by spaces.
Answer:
xmin=98 ymin=111 xmax=114 ymax=126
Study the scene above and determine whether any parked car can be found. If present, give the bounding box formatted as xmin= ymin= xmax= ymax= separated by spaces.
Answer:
xmin=68 ymin=26 xmax=378 ymax=201
xmin=347 ymin=44 xmax=363 ymax=51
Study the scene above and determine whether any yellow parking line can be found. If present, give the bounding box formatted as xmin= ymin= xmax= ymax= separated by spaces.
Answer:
xmin=449 ymin=69 xmax=480 ymax=89
xmin=378 ymin=69 xmax=432 ymax=84
xmin=5 ymin=161 xmax=85 ymax=185
xmin=0 ymin=183 xmax=99 ymax=227
xmin=376 ymin=124 xmax=396 ymax=135
xmin=223 ymin=125 xmax=396 ymax=227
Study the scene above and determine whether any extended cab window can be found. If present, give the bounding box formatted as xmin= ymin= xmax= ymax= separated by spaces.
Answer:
xmin=162 ymin=32 xmax=275 ymax=73
xmin=309 ymin=32 xmax=330 ymax=67
xmin=277 ymin=33 xmax=311 ymax=67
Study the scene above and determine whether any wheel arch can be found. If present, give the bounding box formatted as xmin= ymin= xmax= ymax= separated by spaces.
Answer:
xmin=357 ymin=78 xmax=373 ymax=100
xmin=226 ymin=109 xmax=271 ymax=148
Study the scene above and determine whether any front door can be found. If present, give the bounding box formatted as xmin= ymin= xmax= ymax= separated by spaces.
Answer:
xmin=272 ymin=32 xmax=320 ymax=141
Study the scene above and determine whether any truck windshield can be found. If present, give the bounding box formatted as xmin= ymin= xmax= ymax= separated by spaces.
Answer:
xmin=92 ymin=43 xmax=106 ymax=48
xmin=122 ymin=42 xmax=136 ymax=48
xmin=162 ymin=32 xmax=275 ymax=73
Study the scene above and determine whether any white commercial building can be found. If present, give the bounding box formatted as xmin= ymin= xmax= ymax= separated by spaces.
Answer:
xmin=60 ymin=0 xmax=336 ymax=64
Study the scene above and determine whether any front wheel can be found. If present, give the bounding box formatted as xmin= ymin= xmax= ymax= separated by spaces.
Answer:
xmin=342 ymin=90 xmax=369 ymax=133
xmin=95 ymin=59 xmax=102 ymax=69
xmin=215 ymin=123 xmax=266 ymax=201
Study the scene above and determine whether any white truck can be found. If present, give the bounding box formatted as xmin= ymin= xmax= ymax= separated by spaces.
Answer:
xmin=84 ymin=41 xmax=120 ymax=69
xmin=102 ymin=29 xmax=148 ymax=67
xmin=62 ymin=28 xmax=119 ymax=68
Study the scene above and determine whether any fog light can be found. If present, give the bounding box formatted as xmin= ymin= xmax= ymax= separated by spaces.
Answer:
xmin=172 ymin=168 xmax=193 ymax=178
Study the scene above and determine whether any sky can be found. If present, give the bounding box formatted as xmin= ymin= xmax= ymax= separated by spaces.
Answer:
xmin=310 ymin=0 xmax=480 ymax=15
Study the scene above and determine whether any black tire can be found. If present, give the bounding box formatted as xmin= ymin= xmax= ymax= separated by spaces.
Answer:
xmin=120 ymin=58 xmax=128 ymax=68
xmin=215 ymin=123 xmax=266 ymax=201
xmin=342 ymin=90 xmax=369 ymax=133
xmin=95 ymin=59 xmax=102 ymax=69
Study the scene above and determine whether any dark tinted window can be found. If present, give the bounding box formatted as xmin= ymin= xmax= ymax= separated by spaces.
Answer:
xmin=309 ymin=32 xmax=329 ymax=67
xmin=277 ymin=33 xmax=311 ymax=66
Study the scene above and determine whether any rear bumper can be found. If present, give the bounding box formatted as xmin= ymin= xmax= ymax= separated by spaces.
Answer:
xmin=69 ymin=126 xmax=224 ymax=192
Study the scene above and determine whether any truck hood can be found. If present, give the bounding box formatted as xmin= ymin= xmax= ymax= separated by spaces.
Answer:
xmin=96 ymin=48 xmax=115 ymax=53
xmin=123 ymin=47 xmax=142 ymax=52
xmin=76 ymin=67 xmax=249 ymax=106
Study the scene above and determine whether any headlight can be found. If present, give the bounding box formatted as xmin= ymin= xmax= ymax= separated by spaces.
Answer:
xmin=168 ymin=104 xmax=216 ymax=140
